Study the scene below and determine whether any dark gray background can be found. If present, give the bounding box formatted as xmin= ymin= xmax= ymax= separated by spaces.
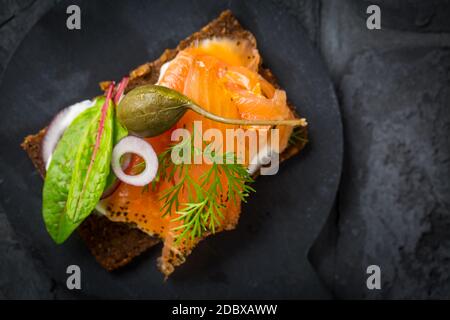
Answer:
xmin=1 ymin=0 xmax=449 ymax=299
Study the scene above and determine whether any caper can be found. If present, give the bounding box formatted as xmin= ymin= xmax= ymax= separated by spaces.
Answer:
xmin=118 ymin=84 xmax=307 ymax=137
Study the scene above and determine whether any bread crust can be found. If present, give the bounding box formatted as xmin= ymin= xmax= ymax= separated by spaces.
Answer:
xmin=21 ymin=10 xmax=307 ymax=272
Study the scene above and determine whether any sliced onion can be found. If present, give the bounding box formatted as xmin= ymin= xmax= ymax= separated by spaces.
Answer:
xmin=111 ymin=136 xmax=158 ymax=186
xmin=42 ymin=100 xmax=94 ymax=170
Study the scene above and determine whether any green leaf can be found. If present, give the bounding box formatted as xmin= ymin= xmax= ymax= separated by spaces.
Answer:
xmin=42 ymin=100 xmax=101 ymax=243
xmin=42 ymin=97 xmax=116 ymax=243
xmin=65 ymin=99 xmax=113 ymax=223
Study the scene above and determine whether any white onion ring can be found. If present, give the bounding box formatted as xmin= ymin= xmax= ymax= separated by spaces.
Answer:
xmin=42 ymin=100 xmax=94 ymax=170
xmin=111 ymin=136 xmax=158 ymax=186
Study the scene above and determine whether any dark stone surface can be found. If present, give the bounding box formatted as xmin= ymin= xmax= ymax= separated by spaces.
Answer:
xmin=0 ymin=0 xmax=58 ymax=79
xmin=271 ymin=0 xmax=321 ymax=44
xmin=319 ymin=0 xmax=450 ymax=82
xmin=309 ymin=0 xmax=450 ymax=299
xmin=350 ymin=0 xmax=450 ymax=33
xmin=0 ymin=203 xmax=51 ymax=299
xmin=1 ymin=0 xmax=450 ymax=299
xmin=324 ymin=47 xmax=450 ymax=299
xmin=0 ymin=0 xmax=72 ymax=300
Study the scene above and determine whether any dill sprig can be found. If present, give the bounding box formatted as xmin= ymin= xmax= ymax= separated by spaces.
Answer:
xmin=288 ymin=125 xmax=308 ymax=146
xmin=154 ymin=136 xmax=255 ymax=244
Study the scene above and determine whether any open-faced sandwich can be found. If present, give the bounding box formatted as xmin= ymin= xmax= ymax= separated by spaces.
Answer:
xmin=21 ymin=10 xmax=308 ymax=277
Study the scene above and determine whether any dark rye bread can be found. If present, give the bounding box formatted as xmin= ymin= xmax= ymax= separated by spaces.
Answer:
xmin=21 ymin=10 xmax=307 ymax=272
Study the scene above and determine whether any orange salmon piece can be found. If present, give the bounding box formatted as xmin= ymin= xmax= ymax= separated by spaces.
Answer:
xmin=101 ymin=38 xmax=295 ymax=276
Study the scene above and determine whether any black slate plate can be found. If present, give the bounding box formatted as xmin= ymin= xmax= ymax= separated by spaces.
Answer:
xmin=0 ymin=0 xmax=342 ymax=299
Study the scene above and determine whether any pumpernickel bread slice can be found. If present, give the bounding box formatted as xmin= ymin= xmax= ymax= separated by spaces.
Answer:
xmin=21 ymin=10 xmax=307 ymax=272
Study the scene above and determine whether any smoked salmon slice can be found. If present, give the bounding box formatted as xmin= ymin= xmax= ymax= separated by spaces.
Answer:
xmin=100 ymin=37 xmax=296 ymax=276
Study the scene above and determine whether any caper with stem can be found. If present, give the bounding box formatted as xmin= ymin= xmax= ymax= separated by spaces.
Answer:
xmin=117 ymin=84 xmax=307 ymax=137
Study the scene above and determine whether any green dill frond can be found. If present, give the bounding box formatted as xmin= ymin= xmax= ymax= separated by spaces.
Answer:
xmin=154 ymin=135 xmax=255 ymax=244
xmin=288 ymin=125 xmax=308 ymax=146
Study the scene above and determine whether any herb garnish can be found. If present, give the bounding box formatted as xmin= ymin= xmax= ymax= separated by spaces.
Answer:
xmin=288 ymin=125 xmax=308 ymax=147
xmin=155 ymin=136 xmax=255 ymax=244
